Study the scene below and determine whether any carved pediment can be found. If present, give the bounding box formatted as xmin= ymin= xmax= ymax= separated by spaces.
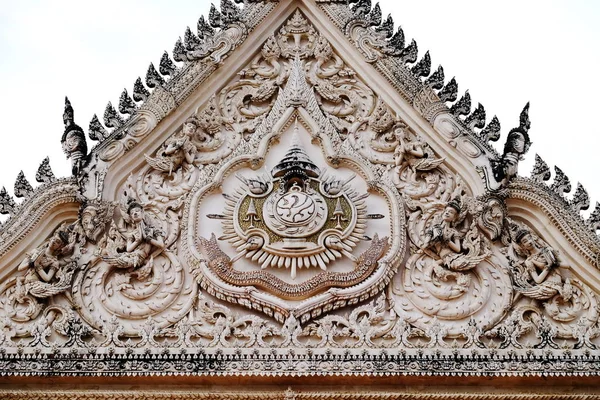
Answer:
xmin=0 ymin=0 xmax=600 ymax=382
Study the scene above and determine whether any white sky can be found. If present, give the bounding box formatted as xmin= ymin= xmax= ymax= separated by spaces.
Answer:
xmin=0 ymin=0 xmax=599 ymax=216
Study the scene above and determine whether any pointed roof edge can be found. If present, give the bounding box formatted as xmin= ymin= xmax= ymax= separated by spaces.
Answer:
xmin=315 ymin=0 xmax=600 ymax=263
xmin=83 ymin=0 xmax=279 ymax=156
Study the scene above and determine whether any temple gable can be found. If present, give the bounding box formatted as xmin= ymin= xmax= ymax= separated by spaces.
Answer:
xmin=0 ymin=1 xmax=599 ymax=396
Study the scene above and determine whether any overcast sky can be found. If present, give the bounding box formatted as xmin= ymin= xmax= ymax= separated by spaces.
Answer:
xmin=0 ymin=0 xmax=599 ymax=218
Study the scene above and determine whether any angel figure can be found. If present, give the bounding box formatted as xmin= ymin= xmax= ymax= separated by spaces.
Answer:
xmin=394 ymin=128 xmax=443 ymax=179
xmin=145 ymin=117 xmax=198 ymax=175
xmin=420 ymin=196 xmax=490 ymax=289
xmin=509 ymin=228 xmax=572 ymax=301
xmin=14 ymin=224 xmax=78 ymax=302
xmin=103 ymin=199 xmax=165 ymax=281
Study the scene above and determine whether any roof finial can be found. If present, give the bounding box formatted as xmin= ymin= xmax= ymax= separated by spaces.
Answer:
xmin=61 ymin=96 xmax=88 ymax=176
xmin=519 ymin=102 xmax=531 ymax=133
xmin=63 ymin=96 xmax=74 ymax=128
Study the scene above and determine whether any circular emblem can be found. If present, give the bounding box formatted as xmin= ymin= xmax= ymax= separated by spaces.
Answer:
xmin=264 ymin=185 xmax=327 ymax=237
xmin=276 ymin=191 xmax=314 ymax=224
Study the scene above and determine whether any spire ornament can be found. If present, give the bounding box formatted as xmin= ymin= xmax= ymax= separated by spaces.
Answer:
xmin=159 ymin=51 xmax=177 ymax=77
xmin=133 ymin=77 xmax=150 ymax=103
xmin=61 ymin=97 xmax=88 ymax=176
xmin=88 ymin=114 xmax=109 ymax=142
xmin=425 ymin=65 xmax=445 ymax=90
xmin=35 ymin=157 xmax=55 ymax=184
xmin=531 ymin=154 xmax=551 ymax=182
xmin=118 ymin=89 xmax=137 ymax=116
xmin=14 ymin=171 xmax=33 ymax=199
xmin=571 ymin=183 xmax=590 ymax=214
xmin=492 ymin=103 xmax=532 ymax=185
xmin=103 ymin=101 xmax=124 ymax=129
xmin=145 ymin=63 xmax=165 ymax=88
xmin=480 ymin=116 xmax=501 ymax=142
xmin=438 ymin=77 xmax=458 ymax=103
xmin=0 ymin=187 xmax=16 ymax=216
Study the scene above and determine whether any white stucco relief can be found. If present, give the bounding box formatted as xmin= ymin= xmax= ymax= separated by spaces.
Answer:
xmin=0 ymin=2 xmax=599 ymax=380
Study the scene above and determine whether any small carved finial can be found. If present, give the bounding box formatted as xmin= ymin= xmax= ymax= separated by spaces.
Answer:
xmin=550 ymin=166 xmax=571 ymax=195
xmin=118 ymin=89 xmax=136 ymax=116
xmin=480 ymin=116 xmax=501 ymax=142
xmin=366 ymin=2 xmax=382 ymax=26
xmin=35 ymin=157 xmax=56 ymax=183
xmin=425 ymin=65 xmax=444 ymax=90
xmin=219 ymin=0 xmax=241 ymax=26
xmin=351 ymin=0 xmax=372 ymax=18
xmin=411 ymin=51 xmax=431 ymax=78
xmin=14 ymin=171 xmax=33 ymax=199
xmin=530 ymin=154 xmax=551 ymax=182
xmin=209 ymin=4 xmax=223 ymax=28
xmin=0 ymin=187 xmax=16 ymax=216
xmin=399 ymin=39 xmax=418 ymax=65
xmin=197 ymin=15 xmax=215 ymax=40
xmin=438 ymin=77 xmax=458 ymax=103
xmin=133 ymin=77 xmax=150 ymax=103
xmin=63 ymin=96 xmax=74 ymax=125
xmin=103 ymin=102 xmax=124 ymax=129
xmin=387 ymin=26 xmax=405 ymax=54
xmin=88 ymin=114 xmax=109 ymax=142
xmin=464 ymin=103 xmax=486 ymax=130
xmin=450 ymin=91 xmax=471 ymax=117
xmin=519 ymin=102 xmax=531 ymax=133
xmin=184 ymin=27 xmax=202 ymax=52
xmin=159 ymin=51 xmax=177 ymax=77
xmin=36 ymin=157 xmax=56 ymax=184
xmin=376 ymin=14 xmax=394 ymax=38
xmin=145 ymin=63 xmax=165 ymax=89
xmin=571 ymin=183 xmax=590 ymax=214
xmin=587 ymin=203 xmax=600 ymax=231
xmin=172 ymin=37 xmax=188 ymax=63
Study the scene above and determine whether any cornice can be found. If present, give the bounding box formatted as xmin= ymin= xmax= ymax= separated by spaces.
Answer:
xmin=508 ymin=177 xmax=600 ymax=268
xmin=0 ymin=178 xmax=79 ymax=258
xmin=0 ymin=390 xmax=597 ymax=400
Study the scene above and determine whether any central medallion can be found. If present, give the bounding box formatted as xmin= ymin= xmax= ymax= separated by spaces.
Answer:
xmin=266 ymin=187 xmax=326 ymax=235
xmin=217 ymin=131 xmax=368 ymax=279
xmin=191 ymin=114 xmax=405 ymax=324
